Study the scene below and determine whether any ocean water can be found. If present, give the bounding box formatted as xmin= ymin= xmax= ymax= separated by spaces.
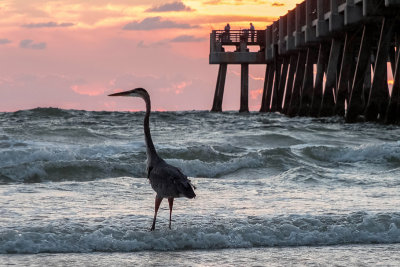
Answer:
xmin=1 ymin=108 xmax=400 ymax=266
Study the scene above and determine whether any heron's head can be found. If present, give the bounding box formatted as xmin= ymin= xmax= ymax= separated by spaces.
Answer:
xmin=108 ymin=88 xmax=149 ymax=99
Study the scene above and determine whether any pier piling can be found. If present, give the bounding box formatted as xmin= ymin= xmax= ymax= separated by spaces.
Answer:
xmin=270 ymin=56 xmax=282 ymax=112
xmin=282 ymin=55 xmax=298 ymax=114
xmin=320 ymin=38 xmax=342 ymax=117
xmin=260 ymin=64 xmax=271 ymax=112
xmin=298 ymin=47 xmax=318 ymax=116
xmin=211 ymin=64 xmax=227 ymax=112
xmin=385 ymin=31 xmax=400 ymax=123
xmin=277 ymin=56 xmax=289 ymax=112
xmin=334 ymin=31 xmax=359 ymax=116
xmin=310 ymin=43 xmax=329 ymax=117
xmin=347 ymin=25 xmax=373 ymax=122
xmin=240 ymin=64 xmax=249 ymax=112
xmin=288 ymin=50 xmax=306 ymax=117
xmin=365 ymin=18 xmax=394 ymax=121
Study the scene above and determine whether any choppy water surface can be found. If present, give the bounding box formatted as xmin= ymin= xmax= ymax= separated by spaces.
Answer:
xmin=1 ymin=108 xmax=400 ymax=265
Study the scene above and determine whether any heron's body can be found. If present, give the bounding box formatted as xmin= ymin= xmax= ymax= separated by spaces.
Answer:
xmin=148 ymin=159 xmax=196 ymax=199
xmin=109 ymin=88 xmax=195 ymax=230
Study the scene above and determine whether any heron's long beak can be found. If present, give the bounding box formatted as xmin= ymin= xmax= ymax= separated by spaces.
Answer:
xmin=108 ymin=91 xmax=131 ymax=97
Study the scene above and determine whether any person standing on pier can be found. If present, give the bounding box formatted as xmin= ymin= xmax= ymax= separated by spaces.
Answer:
xmin=224 ymin=23 xmax=230 ymax=41
xmin=250 ymin=23 xmax=255 ymax=42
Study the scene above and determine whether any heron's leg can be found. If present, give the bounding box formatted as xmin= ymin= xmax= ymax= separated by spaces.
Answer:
xmin=151 ymin=196 xmax=163 ymax=231
xmin=168 ymin=198 xmax=174 ymax=229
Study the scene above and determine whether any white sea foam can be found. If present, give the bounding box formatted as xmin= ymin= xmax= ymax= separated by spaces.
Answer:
xmin=1 ymin=212 xmax=399 ymax=254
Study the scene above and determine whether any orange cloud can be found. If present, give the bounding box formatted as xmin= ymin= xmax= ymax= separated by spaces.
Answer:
xmin=249 ymin=73 xmax=264 ymax=81
xmin=203 ymin=0 xmax=268 ymax=5
xmin=229 ymin=69 xmax=241 ymax=76
xmin=188 ymin=14 xmax=276 ymax=24
xmin=250 ymin=88 xmax=263 ymax=99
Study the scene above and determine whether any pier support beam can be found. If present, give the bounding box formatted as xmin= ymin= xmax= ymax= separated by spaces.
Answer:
xmin=211 ymin=64 xmax=227 ymax=112
xmin=240 ymin=64 xmax=249 ymax=112
xmin=335 ymin=32 xmax=359 ymax=116
xmin=319 ymin=38 xmax=342 ymax=117
xmin=260 ymin=64 xmax=270 ymax=112
xmin=365 ymin=18 xmax=394 ymax=121
xmin=277 ymin=56 xmax=289 ymax=112
xmin=288 ymin=50 xmax=307 ymax=117
xmin=282 ymin=54 xmax=297 ymax=114
xmin=260 ymin=63 xmax=275 ymax=112
xmin=389 ymin=44 xmax=397 ymax=76
xmin=310 ymin=43 xmax=329 ymax=117
xmin=364 ymin=62 xmax=372 ymax=105
xmin=265 ymin=63 xmax=276 ymax=112
xmin=385 ymin=40 xmax=400 ymax=124
xmin=299 ymin=47 xmax=318 ymax=116
xmin=346 ymin=25 xmax=373 ymax=122
xmin=270 ymin=57 xmax=282 ymax=112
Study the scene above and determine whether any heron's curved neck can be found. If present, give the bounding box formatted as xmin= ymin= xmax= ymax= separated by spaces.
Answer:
xmin=143 ymin=96 xmax=159 ymax=163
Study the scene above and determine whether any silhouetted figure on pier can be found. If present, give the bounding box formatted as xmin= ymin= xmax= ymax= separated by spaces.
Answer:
xmin=250 ymin=23 xmax=255 ymax=42
xmin=224 ymin=23 xmax=230 ymax=42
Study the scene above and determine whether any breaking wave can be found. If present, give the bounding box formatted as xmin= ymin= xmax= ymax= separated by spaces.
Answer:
xmin=1 ymin=212 xmax=399 ymax=254
xmin=1 ymin=108 xmax=400 ymax=184
xmin=1 ymin=137 xmax=400 ymax=183
xmin=0 ymin=138 xmax=292 ymax=183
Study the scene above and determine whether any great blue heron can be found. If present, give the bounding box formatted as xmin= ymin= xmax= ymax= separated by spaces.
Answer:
xmin=108 ymin=88 xmax=196 ymax=231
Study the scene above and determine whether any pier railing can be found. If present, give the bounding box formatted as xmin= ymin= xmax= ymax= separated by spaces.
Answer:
xmin=211 ymin=30 xmax=266 ymax=46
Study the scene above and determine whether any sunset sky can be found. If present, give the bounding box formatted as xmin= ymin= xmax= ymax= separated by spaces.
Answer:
xmin=0 ymin=0 xmax=299 ymax=112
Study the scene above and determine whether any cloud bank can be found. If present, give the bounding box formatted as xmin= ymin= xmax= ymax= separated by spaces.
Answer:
xmin=170 ymin=35 xmax=206 ymax=42
xmin=123 ymin=16 xmax=198 ymax=30
xmin=20 ymin=39 xmax=47 ymax=50
xmin=22 ymin=21 xmax=75 ymax=28
xmin=146 ymin=1 xmax=194 ymax=12
xmin=0 ymin=38 xmax=12 ymax=45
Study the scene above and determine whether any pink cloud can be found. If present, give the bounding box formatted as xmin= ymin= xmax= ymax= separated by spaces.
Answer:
xmin=123 ymin=17 xmax=198 ymax=31
xmin=229 ymin=69 xmax=264 ymax=81
xmin=174 ymin=81 xmax=192 ymax=94
xmin=71 ymin=83 xmax=107 ymax=96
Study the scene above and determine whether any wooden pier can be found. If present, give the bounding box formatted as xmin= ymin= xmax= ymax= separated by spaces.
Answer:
xmin=209 ymin=0 xmax=400 ymax=123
